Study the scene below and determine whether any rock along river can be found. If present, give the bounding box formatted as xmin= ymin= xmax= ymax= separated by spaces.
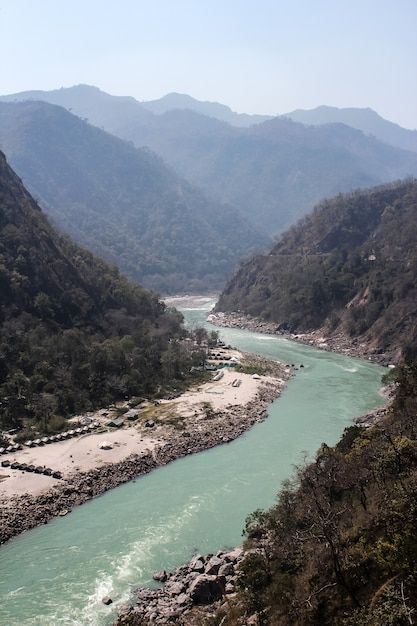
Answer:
xmin=0 ymin=299 xmax=385 ymax=626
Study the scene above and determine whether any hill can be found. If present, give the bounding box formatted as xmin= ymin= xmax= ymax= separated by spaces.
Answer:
xmin=0 ymin=84 xmax=154 ymax=135
xmin=0 ymin=84 xmax=272 ymax=128
xmin=140 ymin=92 xmax=272 ymax=126
xmin=217 ymin=180 xmax=417 ymax=360
xmin=90 ymin=107 xmax=417 ymax=236
xmin=284 ymin=105 xmax=417 ymax=153
xmin=3 ymin=86 xmax=417 ymax=236
xmin=0 ymin=150 xmax=204 ymax=431
xmin=0 ymin=101 xmax=267 ymax=293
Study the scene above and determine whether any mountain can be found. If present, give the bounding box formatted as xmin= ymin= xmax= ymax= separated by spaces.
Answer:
xmin=0 ymin=85 xmax=272 ymax=128
xmin=0 ymin=84 xmax=154 ymax=135
xmin=217 ymin=180 xmax=417 ymax=360
xmin=0 ymin=101 xmax=267 ymax=294
xmin=124 ymin=113 xmax=417 ymax=234
xmin=284 ymin=105 xmax=417 ymax=153
xmin=140 ymin=92 xmax=272 ymax=126
xmin=3 ymin=86 xmax=417 ymax=236
xmin=0 ymin=150 xmax=204 ymax=430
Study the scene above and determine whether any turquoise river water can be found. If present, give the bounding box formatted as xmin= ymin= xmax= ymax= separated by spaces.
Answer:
xmin=0 ymin=299 xmax=385 ymax=625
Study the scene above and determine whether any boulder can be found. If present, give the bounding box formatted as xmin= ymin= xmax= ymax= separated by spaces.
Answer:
xmin=189 ymin=574 xmax=225 ymax=604
xmin=218 ymin=562 xmax=234 ymax=577
xmin=189 ymin=557 xmax=205 ymax=573
xmin=205 ymin=555 xmax=223 ymax=575
xmin=102 ymin=596 xmax=112 ymax=605
xmin=176 ymin=593 xmax=190 ymax=606
xmin=224 ymin=547 xmax=243 ymax=563
xmin=152 ymin=570 xmax=167 ymax=582
xmin=166 ymin=581 xmax=184 ymax=595
xmin=225 ymin=581 xmax=235 ymax=594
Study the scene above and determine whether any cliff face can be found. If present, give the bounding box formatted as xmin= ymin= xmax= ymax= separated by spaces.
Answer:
xmin=217 ymin=180 xmax=417 ymax=360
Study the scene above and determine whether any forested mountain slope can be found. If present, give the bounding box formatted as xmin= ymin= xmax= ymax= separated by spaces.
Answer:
xmin=0 ymin=151 xmax=202 ymax=429
xmin=3 ymin=86 xmax=417 ymax=236
xmin=284 ymin=105 xmax=417 ymax=153
xmin=0 ymin=101 xmax=267 ymax=293
xmin=217 ymin=180 xmax=417 ymax=359
xmin=126 ymin=115 xmax=417 ymax=234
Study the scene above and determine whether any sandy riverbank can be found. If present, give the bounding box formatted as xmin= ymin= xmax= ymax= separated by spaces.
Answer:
xmin=0 ymin=351 xmax=290 ymax=544
xmin=0 ymin=430 xmax=159 ymax=497
xmin=164 ymin=295 xmax=216 ymax=309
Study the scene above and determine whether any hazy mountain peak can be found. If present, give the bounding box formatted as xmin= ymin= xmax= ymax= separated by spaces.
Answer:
xmin=283 ymin=105 xmax=417 ymax=152
xmin=141 ymin=92 xmax=273 ymax=127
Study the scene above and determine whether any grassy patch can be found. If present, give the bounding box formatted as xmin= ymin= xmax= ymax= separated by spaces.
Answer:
xmin=234 ymin=363 xmax=266 ymax=376
xmin=137 ymin=402 xmax=187 ymax=430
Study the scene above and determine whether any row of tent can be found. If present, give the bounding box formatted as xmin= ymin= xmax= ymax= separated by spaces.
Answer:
xmin=24 ymin=422 xmax=100 ymax=447
xmin=0 ymin=422 xmax=101 ymax=455
xmin=0 ymin=443 xmax=21 ymax=455
xmin=0 ymin=459 xmax=62 ymax=479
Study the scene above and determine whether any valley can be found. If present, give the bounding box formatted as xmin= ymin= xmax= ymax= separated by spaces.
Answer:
xmin=0 ymin=299 xmax=385 ymax=625
xmin=1 ymin=11 xmax=416 ymax=623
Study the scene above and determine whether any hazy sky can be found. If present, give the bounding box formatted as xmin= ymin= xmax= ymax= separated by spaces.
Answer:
xmin=1 ymin=0 xmax=416 ymax=128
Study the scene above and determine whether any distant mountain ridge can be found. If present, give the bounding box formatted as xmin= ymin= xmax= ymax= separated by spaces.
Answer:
xmin=0 ymin=84 xmax=270 ymax=128
xmin=284 ymin=105 xmax=417 ymax=153
xmin=2 ymin=85 xmax=417 ymax=238
xmin=120 ymin=111 xmax=417 ymax=234
xmin=217 ymin=179 xmax=417 ymax=360
xmin=140 ymin=92 xmax=272 ymax=126
xmin=0 ymin=100 xmax=267 ymax=293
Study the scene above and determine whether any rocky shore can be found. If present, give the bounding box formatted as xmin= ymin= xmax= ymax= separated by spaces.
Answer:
xmin=114 ymin=547 xmax=246 ymax=625
xmin=0 ymin=357 xmax=289 ymax=545
xmin=113 ymin=402 xmax=392 ymax=626
xmin=208 ymin=311 xmax=394 ymax=365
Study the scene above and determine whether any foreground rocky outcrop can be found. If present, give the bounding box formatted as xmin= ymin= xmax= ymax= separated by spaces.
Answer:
xmin=0 ymin=359 xmax=289 ymax=544
xmin=114 ymin=547 xmax=245 ymax=625
xmin=208 ymin=311 xmax=393 ymax=364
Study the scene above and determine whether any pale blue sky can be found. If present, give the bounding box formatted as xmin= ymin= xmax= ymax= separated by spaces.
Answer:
xmin=1 ymin=0 xmax=416 ymax=128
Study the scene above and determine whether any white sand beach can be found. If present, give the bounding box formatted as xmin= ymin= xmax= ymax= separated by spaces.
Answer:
xmin=0 ymin=352 xmax=281 ymax=499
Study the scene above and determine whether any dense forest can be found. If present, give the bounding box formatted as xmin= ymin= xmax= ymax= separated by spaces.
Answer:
xmin=217 ymin=180 xmax=417 ymax=359
xmin=0 ymin=151 xmax=206 ymax=432
xmin=211 ymin=360 xmax=417 ymax=625
xmin=3 ymin=85 xmax=417 ymax=235
xmin=0 ymin=101 xmax=267 ymax=294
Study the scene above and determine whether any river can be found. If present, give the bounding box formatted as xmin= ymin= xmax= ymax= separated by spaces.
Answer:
xmin=0 ymin=299 xmax=384 ymax=625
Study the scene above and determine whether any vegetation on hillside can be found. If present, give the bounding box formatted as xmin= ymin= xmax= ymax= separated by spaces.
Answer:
xmin=0 ymin=151 xmax=206 ymax=432
xmin=110 ymin=112 xmax=417 ymax=236
xmin=217 ymin=180 xmax=417 ymax=358
xmin=0 ymin=101 xmax=267 ymax=294
xmin=211 ymin=359 xmax=417 ymax=625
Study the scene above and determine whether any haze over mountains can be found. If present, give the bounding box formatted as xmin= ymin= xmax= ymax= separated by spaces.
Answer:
xmin=284 ymin=105 xmax=417 ymax=154
xmin=0 ymin=101 xmax=267 ymax=294
xmin=140 ymin=92 xmax=272 ymax=127
xmin=2 ymin=85 xmax=417 ymax=237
